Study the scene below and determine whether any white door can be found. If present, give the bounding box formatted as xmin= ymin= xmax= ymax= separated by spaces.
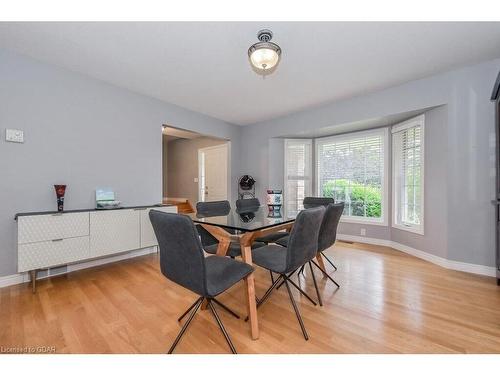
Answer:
xmin=199 ymin=144 xmax=228 ymax=202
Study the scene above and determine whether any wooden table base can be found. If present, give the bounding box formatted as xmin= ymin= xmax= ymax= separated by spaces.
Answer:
xmin=200 ymin=222 xmax=294 ymax=340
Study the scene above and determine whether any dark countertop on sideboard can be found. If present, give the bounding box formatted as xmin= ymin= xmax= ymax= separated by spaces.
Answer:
xmin=15 ymin=204 xmax=175 ymax=220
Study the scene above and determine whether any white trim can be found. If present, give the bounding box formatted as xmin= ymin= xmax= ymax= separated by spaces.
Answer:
xmin=0 ymin=273 xmax=26 ymax=288
xmin=198 ymin=148 xmax=204 ymax=202
xmin=392 ymin=115 xmax=425 ymax=235
xmin=337 ymin=234 xmax=496 ymax=277
xmin=391 ymin=114 xmax=425 ymax=134
xmin=337 ymin=234 xmax=392 ymax=247
xmin=392 ymin=222 xmax=424 ymax=235
xmin=0 ymin=246 xmax=157 ymax=289
xmin=315 ymin=127 xmax=389 ymax=226
xmin=340 ymin=216 xmax=388 ymax=226
xmin=226 ymin=141 xmax=232 ymax=202
xmin=284 ymin=139 xmax=313 ymax=217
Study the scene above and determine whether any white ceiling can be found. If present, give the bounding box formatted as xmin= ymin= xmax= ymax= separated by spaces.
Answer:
xmin=1 ymin=22 xmax=500 ymax=125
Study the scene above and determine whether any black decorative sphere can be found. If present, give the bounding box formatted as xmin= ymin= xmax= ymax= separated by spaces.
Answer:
xmin=239 ymin=175 xmax=255 ymax=190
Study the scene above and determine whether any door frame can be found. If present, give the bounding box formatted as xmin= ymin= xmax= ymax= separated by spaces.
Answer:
xmin=198 ymin=142 xmax=230 ymax=202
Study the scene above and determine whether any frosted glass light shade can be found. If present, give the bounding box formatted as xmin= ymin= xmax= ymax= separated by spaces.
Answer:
xmin=250 ymin=46 xmax=280 ymax=70
xmin=248 ymin=41 xmax=281 ymax=73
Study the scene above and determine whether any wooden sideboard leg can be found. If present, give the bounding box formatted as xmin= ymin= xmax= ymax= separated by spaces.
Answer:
xmin=30 ymin=270 xmax=37 ymax=293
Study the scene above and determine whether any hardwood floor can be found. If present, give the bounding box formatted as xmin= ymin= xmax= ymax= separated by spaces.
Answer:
xmin=1 ymin=242 xmax=499 ymax=353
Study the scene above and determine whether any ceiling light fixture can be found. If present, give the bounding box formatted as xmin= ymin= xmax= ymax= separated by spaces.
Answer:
xmin=248 ymin=29 xmax=281 ymax=76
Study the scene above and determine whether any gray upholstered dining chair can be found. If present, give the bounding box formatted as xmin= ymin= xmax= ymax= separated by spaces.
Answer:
xmin=277 ymin=196 xmax=338 ymax=271
xmin=275 ymin=203 xmax=343 ymax=305
xmin=249 ymin=206 xmax=326 ymax=340
xmin=303 ymin=196 xmax=335 ymax=209
xmin=149 ymin=209 xmax=254 ymax=354
xmin=196 ymin=200 xmax=266 ymax=258
xmin=235 ymin=198 xmax=289 ymax=245
xmin=235 ymin=197 xmax=260 ymax=211
xmin=196 ymin=200 xmax=231 ymax=216
xmin=303 ymin=203 xmax=344 ymax=305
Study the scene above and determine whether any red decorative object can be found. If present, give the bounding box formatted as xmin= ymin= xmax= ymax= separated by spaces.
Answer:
xmin=54 ymin=185 xmax=66 ymax=212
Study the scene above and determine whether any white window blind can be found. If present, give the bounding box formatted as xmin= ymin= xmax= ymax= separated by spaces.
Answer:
xmin=316 ymin=128 xmax=388 ymax=224
xmin=284 ymin=139 xmax=312 ymax=218
xmin=392 ymin=115 xmax=424 ymax=234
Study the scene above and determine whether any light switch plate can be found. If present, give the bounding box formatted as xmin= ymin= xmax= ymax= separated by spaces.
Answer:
xmin=6 ymin=129 xmax=24 ymax=143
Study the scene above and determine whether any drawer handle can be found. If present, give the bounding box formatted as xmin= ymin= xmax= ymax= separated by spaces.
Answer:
xmin=134 ymin=208 xmax=146 ymax=211
xmin=52 ymin=238 xmax=63 ymax=242
xmin=51 ymin=213 xmax=63 ymax=216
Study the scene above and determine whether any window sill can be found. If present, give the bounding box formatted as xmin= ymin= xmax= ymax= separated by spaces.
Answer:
xmin=340 ymin=216 xmax=388 ymax=226
xmin=392 ymin=223 xmax=424 ymax=235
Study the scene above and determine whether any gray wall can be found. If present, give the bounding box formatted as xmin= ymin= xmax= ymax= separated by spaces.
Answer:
xmin=242 ymin=59 xmax=500 ymax=267
xmin=165 ymin=136 xmax=227 ymax=205
xmin=391 ymin=106 xmax=448 ymax=259
xmin=0 ymin=49 xmax=241 ymax=277
xmin=1 ymin=47 xmax=498 ymax=276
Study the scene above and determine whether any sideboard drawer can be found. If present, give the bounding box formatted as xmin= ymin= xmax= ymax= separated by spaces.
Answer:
xmin=90 ymin=209 xmax=141 ymax=258
xmin=18 ymin=236 xmax=90 ymax=272
xmin=140 ymin=206 xmax=178 ymax=248
xmin=18 ymin=212 xmax=89 ymax=244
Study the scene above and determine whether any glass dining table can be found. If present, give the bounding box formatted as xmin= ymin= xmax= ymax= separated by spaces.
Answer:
xmin=187 ymin=205 xmax=327 ymax=340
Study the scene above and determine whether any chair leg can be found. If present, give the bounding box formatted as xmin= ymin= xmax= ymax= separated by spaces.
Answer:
xmin=311 ymin=260 xmax=340 ymax=288
xmin=284 ymin=274 xmax=317 ymax=306
xmin=207 ymin=299 xmax=237 ymax=354
xmin=298 ymin=264 xmax=306 ymax=276
xmin=321 ymin=251 xmax=337 ymax=271
xmin=276 ymin=268 xmax=299 ymax=290
xmin=269 ymin=270 xmax=274 ymax=284
xmin=178 ymin=297 xmax=203 ymax=322
xmin=283 ymin=279 xmax=309 ymax=340
xmin=308 ymin=261 xmax=322 ymax=306
xmin=212 ymin=298 xmax=240 ymax=319
xmin=257 ymin=274 xmax=283 ymax=308
xmin=168 ymin=297 xmax=204 ymax=354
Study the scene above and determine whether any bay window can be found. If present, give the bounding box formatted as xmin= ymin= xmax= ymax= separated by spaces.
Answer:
xmin=392 ymin=115 xmax=425 ymax=234
xmin=315 ymin=128 xmax=389 ymax=224
xmin=284 ymin=139 xmax=312 ymax=218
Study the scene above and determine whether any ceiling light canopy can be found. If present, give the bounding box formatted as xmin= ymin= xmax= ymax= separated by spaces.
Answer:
xmin=248 ymin=29 xmax=281 ymax=76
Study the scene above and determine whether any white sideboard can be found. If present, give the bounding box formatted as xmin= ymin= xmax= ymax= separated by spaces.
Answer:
xmin=16 ymin=205 xmax=177 ymax=292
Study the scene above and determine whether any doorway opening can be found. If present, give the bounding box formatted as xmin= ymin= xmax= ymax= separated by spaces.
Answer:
xmin=198 ymin=143 xmax=229 ymax=202
xmin=162 ymin=125 xmax=230 ymax=213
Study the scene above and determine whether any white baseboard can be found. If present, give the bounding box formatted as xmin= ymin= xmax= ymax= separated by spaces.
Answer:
xmin=0 ymin=273 xmax=26 ymax=288
xmin=338 ymin=234 xmax=392 ymax=247
xmin=0 ymin=247 xmax=158 ymax=289
xmin=337 ymin=234 xmax=496 ymax=277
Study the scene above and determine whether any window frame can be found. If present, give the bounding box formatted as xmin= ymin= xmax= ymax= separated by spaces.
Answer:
xmin=391 ymin=114 xmax=425 ymax=235
xmin=315 ymin=127 xmax=390 ymax=226
xmin=284 ymin=138 xmax=313 ymax=218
